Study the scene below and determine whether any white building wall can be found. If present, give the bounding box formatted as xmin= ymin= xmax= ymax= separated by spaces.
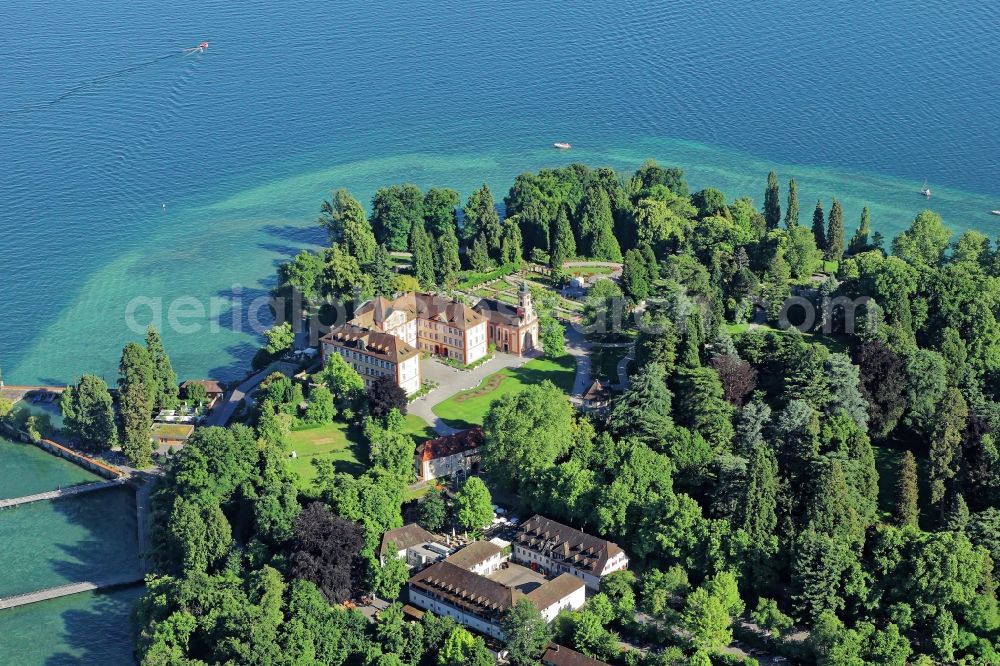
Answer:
xmin=467 ymin=551 xmax=505 ymax=576
xmin=465 ymin=322 xmax=488 ymax=363
xmin=398 ymin=356 xmax=421 ymax=394
xmin=535 ymin=585 xmax=587 ymax=623
xmin=408 ymin=589 xmax=503 ymax=640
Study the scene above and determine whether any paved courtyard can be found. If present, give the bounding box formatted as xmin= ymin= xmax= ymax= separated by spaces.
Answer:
xmin=407 ymin=351 xmax=541 ymax=435
xmin=487 ymin=562 xmax=548 ymax=594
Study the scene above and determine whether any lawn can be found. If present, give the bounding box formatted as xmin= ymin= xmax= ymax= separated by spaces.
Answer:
xmin=286 ymin=414 xmax=435 ymax=487
xmin=566 ymin=265 xmax=615 ymax=278
xmin=431 ymin=354 xmax=577 ymax=430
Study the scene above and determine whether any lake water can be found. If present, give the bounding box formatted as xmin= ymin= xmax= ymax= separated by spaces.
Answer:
xmin=0 ymin=436 xmax=98 ymax=500
xmin=1 ymin=0 xmax=998 ymax=662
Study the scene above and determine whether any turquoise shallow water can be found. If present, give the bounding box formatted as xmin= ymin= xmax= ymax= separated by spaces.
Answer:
xmin=0 ymin=436 xmax=99 ymax=500
xmin=0 ymin=586 xmax=143 ymax=665
xmin=0 ymin=485 xmax=140 ymax=598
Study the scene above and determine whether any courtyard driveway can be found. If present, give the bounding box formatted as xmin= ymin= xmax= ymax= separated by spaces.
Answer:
xmin=408 ymin=352 xmax=540 ymax=435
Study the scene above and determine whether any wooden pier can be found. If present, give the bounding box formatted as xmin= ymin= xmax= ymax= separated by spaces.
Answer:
xmin=0 ymin=479 xmax=125 ymax=509
xmin=0 ymin=573 xmax=144 ymax=610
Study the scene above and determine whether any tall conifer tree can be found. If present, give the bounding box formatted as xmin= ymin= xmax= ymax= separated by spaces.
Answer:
xmin=764 ymin=170 xmax=781 ymax=230
xmin=825 ymin=199 xmax=845 ymax=262
xmin=550 ymin=205 xmax=576 ymax=269
xmin=784 ymin=178 xmax=800 ymax=228
xmin=812 ymin=199 xmax=826 ymax=251
xmin=848 ymin=206 xmax=871 ymax=255
xmin=895 ymin=450 xmax=919 ymax=527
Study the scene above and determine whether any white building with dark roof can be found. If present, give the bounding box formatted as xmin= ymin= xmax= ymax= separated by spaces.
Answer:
xmin=513 ymin=515 xmax=629 ymax=590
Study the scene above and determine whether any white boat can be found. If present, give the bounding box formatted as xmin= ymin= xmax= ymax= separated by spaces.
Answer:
xmin=920 ymin=180 xmax=931 ymax=197
xmin=553 ymin=142 xmax=571 ymax=150
xmin=992 ymin=210 xmax=1000 ymax=216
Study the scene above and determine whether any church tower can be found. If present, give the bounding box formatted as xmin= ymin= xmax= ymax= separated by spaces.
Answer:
xmin=518 ymin=281 xmax=534 ymax=323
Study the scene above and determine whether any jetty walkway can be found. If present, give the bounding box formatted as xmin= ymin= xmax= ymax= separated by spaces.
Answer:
xmin=0 ymin=479 xmax=125 ymax=509
xmin=0 ymin=573 xmax=144 ymax=610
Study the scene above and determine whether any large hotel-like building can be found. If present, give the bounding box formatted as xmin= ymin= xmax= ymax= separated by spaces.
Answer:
xmin=320 ymin=287 xmax=538 ymax=394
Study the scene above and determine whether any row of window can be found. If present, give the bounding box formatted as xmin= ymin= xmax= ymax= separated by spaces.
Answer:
xmin=334 ymin=346 xmax=394 ymax=370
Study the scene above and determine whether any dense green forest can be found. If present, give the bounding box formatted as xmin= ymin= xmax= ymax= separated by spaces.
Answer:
xmin=135 ymin=161 xmax=1000 ymax=665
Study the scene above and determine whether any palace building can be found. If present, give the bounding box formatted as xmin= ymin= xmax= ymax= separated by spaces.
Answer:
xmin=320 ymin=292 xmax=488 ymax=394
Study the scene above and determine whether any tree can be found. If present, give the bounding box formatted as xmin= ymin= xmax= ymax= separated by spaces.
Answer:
xmin=848 ymin=206 xmax=871 ymax=255
xmin=622 ymin=248 xmax=650 ymax=303
xmin=62 ymin=374 xmax=118 ymax=452
xmin=435 ymin=223 xmax=462 ymax=286
xmin=550 ymin=204 xmax=576 ymax=268
xmin=145 ymin=326 xmax=178 ymax=409
xmin=454 ymin=477 xmax=494 ymax=533
xmin=410 ymin=219 xmax=437 ymax=289
xmin=929 ymin=387 xmax=967 ymax=512
xmin=825 ymin=199 xmax=845 ymax=262
xmin=682 ymin=573 xmax=743 ymax=652
xmin=785 ymin=225 xmax=823 ymax=278
xmin=467 ymin=235 xmax=493 ymax=272
xmin=751 ymin=598 xmax=794 ymax=638
xmin=673 ymin=367 xmax=734 ymax=451
xmin=289 ymin=502 xmax=365 ymax=603
xmin=482 ymin=381 xmax=576 ymax=493
xmin=419 ymin=488 xmax=448 ymax=532
xmin=119 ymin=341 xmax=156 ymax=410
xmin=539 ymin=316 xmax=566 ymax=357
xmin=785 ymin=178 xmax=800 ymax=228
xmin=305 ymin=385 xmax=335 ymax=424
xmin=368 ymin=376 xmax=407 ymax=419
xmin=462 ymin=185 xmax=503 ymax=259
xmin=579 ymin=185 xmax=622 ymax=261
xmin=373 ymin=551 xmax=410 ymax=600
xmin=424 ymin=188 xmax=460 ymax=236
xmin=372 ymin=184 xmax=424 ymax=251
xmin=895 ymin=450 xmax=920 ymax=527
xmin=317 ymin=352 xmax=365 ymax=410
xmin=891 ymin=210 xmax=951 ymax=267
xmin=370 ymin=244 xmax=396 ymax=297
xmin=764 ymin=170 xmax=781 ymax=230
xmin=438 ymin=627 xmax=491 ymax=666
xmin=501 ymin=598 xmax=550 ymax=666
xmin=500 ymin=219 xmax=524 ymax=264
xmin=185 ymin=382 xmax=208 ymax=406
xmin=812 ymin=199 xmax=826 ymax=251
xmin=120 ymin=380 xmax=153 ymax=467
xmin=710 ymin=354 xmax=757 ymax=407
xmin=265 ymin=322 xmax=294 ymax=356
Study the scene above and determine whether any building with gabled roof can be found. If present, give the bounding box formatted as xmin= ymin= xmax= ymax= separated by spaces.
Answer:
xmin=321 ymin=293 xmax=488 ymax=394
xmin=542 ymin=643 xmax=610 ymax=666
xmin=513 ymin=515 xmax=628 ymax=590
xmin=472 ymin=281 xmax=540 ymax=356
xmin=414 ymin=427 xmax=483 ymax=481
xmin=407 ymin=558 xmax=585 ymax=640
xmin=445 ymin=540 xmax=504 ymax=576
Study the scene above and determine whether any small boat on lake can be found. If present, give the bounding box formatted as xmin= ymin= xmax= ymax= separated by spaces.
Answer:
xmin=991 ymin=210 xmax=1000 ymax=216
xmin=553 ymin=142 xmax=571 ymax=150
xmin=920 ymin=180 xmax=931 ymax=197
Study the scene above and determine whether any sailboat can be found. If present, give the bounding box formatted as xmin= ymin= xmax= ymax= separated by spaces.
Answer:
xmin=920 ymin=180 xmax=931 ymax=197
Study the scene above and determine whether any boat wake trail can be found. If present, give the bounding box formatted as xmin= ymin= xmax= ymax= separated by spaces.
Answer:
xmin=0 ymin=43 xmax=208 ymax=118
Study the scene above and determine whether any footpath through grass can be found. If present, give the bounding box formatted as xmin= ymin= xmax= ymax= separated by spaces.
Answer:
xmin=286 ymin=414 xmax=435 ymax=487
xmin=431 ymin=354 xmax=576 ymax=430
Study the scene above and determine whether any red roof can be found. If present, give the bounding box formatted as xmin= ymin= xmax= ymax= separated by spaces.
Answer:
xmin=417 ymin=427 xmax=483 ymax=462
